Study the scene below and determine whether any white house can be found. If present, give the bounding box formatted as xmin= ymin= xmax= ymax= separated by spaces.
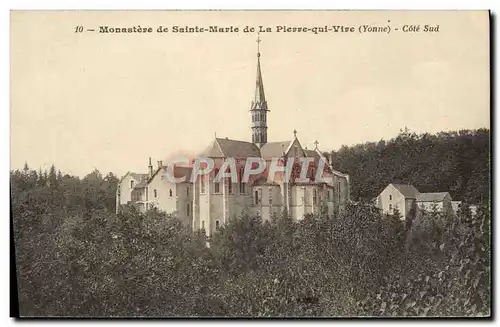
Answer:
xmin=376 ymin=183 xmax=453 ymax=220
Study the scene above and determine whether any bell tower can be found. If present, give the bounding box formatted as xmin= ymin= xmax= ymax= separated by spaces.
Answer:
xmin=250 ymin=34 xmax=269 ymax=148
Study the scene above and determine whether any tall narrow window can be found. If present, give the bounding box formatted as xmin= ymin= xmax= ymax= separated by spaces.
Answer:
xmin=201 ymin=176 xmax=206 ymax=194
xmin=186 ymin=202 xmax=190 ymax=216
xmin=130 ymin=180 xmax=134 ymax=188
xmin=169 ymin=189 xmax=172 ymax=197
xmin=154 ymin=189 xmax=158 ymax=198
xmin=269 ymin=187 xmax=273 ymax=206
xmin=239 ymin=168 xmax=245 ymax=194
xmin=389 ymin=204 xmax=393 ymax=211
xmin=187 ymin=187 xmax=190 ymax=197
xmin=313 ymin=189 xmax=317 ymax=205
xmin=213 ymin=169 xmax=220 ymax=193
xmin=201 ymin=220 xmax=205 ymax=230
xmin=254 ymin=190 xmax=260 ymax=205
xmin=389 ymin=194 xmax=392 ymax=201
xmin=228 ymin=179 xmax=233 ymax=194
xmin=338 ymin=181 xmax=341 ymax=193
xmin=215 ymin=220 xmax=220 ymax=231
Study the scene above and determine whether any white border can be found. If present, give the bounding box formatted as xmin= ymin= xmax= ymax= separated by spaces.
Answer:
xmin=3 ymin=1 xmax=497 ymax=326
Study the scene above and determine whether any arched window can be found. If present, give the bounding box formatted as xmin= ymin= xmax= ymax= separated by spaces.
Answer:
xmin=169 ymin=189 xmax=173 ymax=197
xmin=130 ymin=180 xmax=134 ymax=188
xmin=389 ymin=194 xmax=392 ymax=201
xmin=389 ymin=204 xmax=393 ymax=211
xmin=215 ymin=220 xmax=220 ymax=231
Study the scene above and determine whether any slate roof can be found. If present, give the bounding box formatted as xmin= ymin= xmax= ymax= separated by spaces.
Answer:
xmin=392 ymin=184 xmax=420 ymax=198
xmin=304 ymin=149 xmax=320 ymax=158
xmin=260 ymin=141 xmax=292 ymax=159
xmin=119 ymin=172 xmax=148 ymax=183
xmin=203 ymin=138 xmax=261 ymax=158
xmin=148 ymin=166 xmax=193 ymax=183
xmin=416 ymin=192 xmax=450 ymax=202
xmin=129 ymin=173 xmax=149 ymax=181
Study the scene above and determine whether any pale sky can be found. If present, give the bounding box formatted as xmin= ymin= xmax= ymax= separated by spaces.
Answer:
xmin=11 ymin=10 xmax=490 ymax=177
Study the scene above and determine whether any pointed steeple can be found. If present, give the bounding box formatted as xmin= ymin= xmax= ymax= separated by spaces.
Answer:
xmin=251 ymin=34 xmax=269 ymax=147
xmin=252 ymin=34 xmax=268 ymax=111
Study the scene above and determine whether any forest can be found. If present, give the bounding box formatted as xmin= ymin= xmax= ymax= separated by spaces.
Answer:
xmin=11 ymin=128 xmax=491 ymax=317
xmin=328 ymin=128 xmax=490 ymax=203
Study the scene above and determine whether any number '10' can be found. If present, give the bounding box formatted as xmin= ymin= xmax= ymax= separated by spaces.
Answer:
xmin=74 ymin=26 xmax=84 ymax=33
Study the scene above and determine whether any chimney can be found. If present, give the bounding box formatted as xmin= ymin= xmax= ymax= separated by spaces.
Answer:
xmin=158 ymin=160 xmax=163 ymax=168
xmin=148 ymin=157 xmax=153 ymax=177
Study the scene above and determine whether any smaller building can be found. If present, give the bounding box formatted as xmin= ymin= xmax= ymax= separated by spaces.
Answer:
xmin=416 ymin=192 xmax=452 ymax=214
xmin=116 ymin=171 xmax=149 ymax=213
xmin=375 ymin=183 xmax=453 ymax=220
xmin=375 ymin=183 xmax=419 ymax=219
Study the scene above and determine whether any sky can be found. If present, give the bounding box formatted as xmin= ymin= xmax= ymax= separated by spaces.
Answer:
xmin=10 ymin=10 xmax=490 ymax=177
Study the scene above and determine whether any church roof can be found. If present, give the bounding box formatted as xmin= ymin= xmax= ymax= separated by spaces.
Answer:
xmin=260 ymin=141 xmax=293 ymax=159
xmin=203 ymin=138 xmax=261 ymax=158
xmin=304 ymin=149 xmax=320 ymax=158
xmin=391 ymin=183 xmax=420 ymax=198
xmin=416 ymin=192 xmax=450 ymax=202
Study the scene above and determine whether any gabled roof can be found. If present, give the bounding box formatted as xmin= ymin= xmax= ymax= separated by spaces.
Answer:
xmin=130 ymin=173 xmax=149 ymax=181
xmin=204 ymin=138 xmax=261 ymax=158
xmin=148 ymin=165 xmax=193 ymax=184
xmin=416 ymin=192 xmax=450 ymax=202
xmin=201 ymin=139 xmax=225 ymax=158
xmin=119 ymin=171 xmax=148 ymax=183
xmin=391 ymin=183 xmax=420 ymax=198
xmin=133 ymin=181 xmax=148 ymax=189
xmin=260 ymin=141 xmax=292 ymax=159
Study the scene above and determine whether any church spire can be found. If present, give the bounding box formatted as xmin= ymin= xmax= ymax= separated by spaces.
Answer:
xmin=251 ymin=33 xmax=269 ymax=148
xmin=253 ymin=35 xmax=267 ymax=109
